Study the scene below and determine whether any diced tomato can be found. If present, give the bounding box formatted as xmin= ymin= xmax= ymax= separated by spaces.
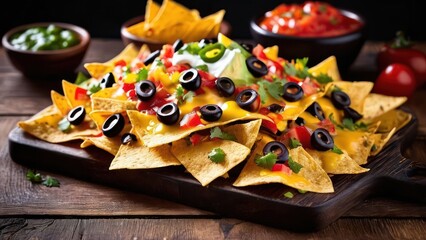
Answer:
xmin=161 ymin=44 xmax=174 ymax=59
xmin=126 ymin=89 xmax=137 ymax=100
xmin=261 ymin=119 xmax=278 ymax=134
xmin=122 ymin=83 xmax=135 ymax=92
xmin=114 ymin=59 xmax=127 ymax=68
xmin=271 ymin=163 xmax=292 ymax=174
xmin=136 ymin=94 xmax=170 ymax=114
xmin=284 ymin=126 xmax=312 ymax=149
xmin=189 ymin=133 xmax=203 ymax=146
xmin=180 ymin=111 xmax=203 ymax=129
xmin=253 ymin=44 xmax=267 ymax=59
xmin=74 ymin=87 xmax=89 ymax=101
xmin=258 ymin=107 xmax=270 ymax=115
xmin=198 ymin=69 xmax=217 ymax=89
xmin=166 ymin=64 xmax=190 ymax=74
xmin=161 ymin=58 xmax=173 ymax=69
xmin=286 ymin=75 xmax=302 ymax=83
xmin=317 ymin=119 xmax=336 ymax=135
xmin=300 ymin=79 xmax=319 ymax=96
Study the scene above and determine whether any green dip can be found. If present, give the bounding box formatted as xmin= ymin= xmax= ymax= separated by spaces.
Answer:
xmin=10 ymin=24 xmax=80 ymax=51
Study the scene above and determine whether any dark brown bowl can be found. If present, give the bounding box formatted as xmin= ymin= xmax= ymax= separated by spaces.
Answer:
xmin=2 ymin=22 xmax=90 ymax=79
xmin=250 ymin=9 xmax=367 ymax=73
xmin=121 ymin=15 xmax=232 ymax=51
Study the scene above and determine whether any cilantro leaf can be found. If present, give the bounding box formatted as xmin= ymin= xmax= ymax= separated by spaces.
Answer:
xmin=288 ymin=156 xmax=303 ymax=173
xmin=210 ymin=127 xmax=237 ymax=141
xmin=289 ymin=138 xmax=302 ymax=149
xmin=254 ymin=152 xmax=277 ymax=170
xmin=88 ymin=83 xmax=102 ymax=94
xmin=284 ymin=58 xmax=311 ymax=79
xmin=208 ymin=147 xmax=226 ymax=163
xmin=136 ymin=68 xmax=148 ymax=82
xmin=331 ymin=145 xmax=343 ymax=154
xmin=314 ymin=73 xmax=333 ymax=84
xmin=195 ymin=64 xmax=209 ymax=72
xmin=183 ymin=91 xmax=195 ymax=103
xmin=26 ymin=170 xmax=60 ymax=188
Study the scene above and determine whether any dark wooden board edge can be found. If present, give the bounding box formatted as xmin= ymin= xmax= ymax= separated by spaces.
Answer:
xmin=7 ymin=107 xmax=426 ymax=232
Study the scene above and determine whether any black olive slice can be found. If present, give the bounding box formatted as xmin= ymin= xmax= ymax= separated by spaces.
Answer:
xmin=135 ymin=80 xmax=156 ymax=101
xmin=200 ymin=104 xmax=222 ymax=122
xmin=172 ymin=39 xmax=184 ymax=53
xmin=100 ymin=72 xmax=115 ymax=89
xmin=331 ymin=91 xmax=351 ymax=109
xmin=102 ymin=113 xmax=125 ymax=138
xmin=121 ymin=133 xmax=137 ymax=144
xmin=246 ymin=56 xmax=268 ymax=78
xmin=236 ymin=89 xmax=260 ymax=112
xmin=143 ymin=49 xmax=160 ymax=66
xmin=67 ymin=105 xmax=86 ymax=125
xmin=263 ymin=141 xmax=289 ymax=163
xmin=215 ymin=77 xmax=235 ymax=97
xmin=295 ymin=117 xmax=305 ymax=126
xmin=157 ymin=102 xmax=180 ymax=125
xmin=343 ymin=106 xmax=363 ymax=122
xmin=267 ymin=103 xmax=285 ymax=113
xmin=282 ymin=82 xmax=304 ymax=102
xmin=306 ymin=102 xmax=325 ymax=121
xmin=179 ymin=68 xmax=201 ymax=91
xmin=310 ymin=128 xmax=334 ymax=151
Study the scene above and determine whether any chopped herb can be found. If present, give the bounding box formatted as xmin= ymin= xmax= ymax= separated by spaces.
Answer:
xmin=74 ymin=72 xmax=89 ymax=85
xmin=298 ymin=189 xmax=307 ymax=194
xmin=284 ymin=58 xmax=311 ymax=79
xmin=314 ymin=73 xmax=333 ymax=84
xmin=283 ymin=191 xmax=294 ymax=198
xmin=289 ymin=138 xmax=302 ymax=149
xmin=88 ymin=83 xmax=102 ymax=94
xmin=178 ymin=42 xmax=201 ymax=55
xmin=288 ymin=156 xmax=303 ymax=173
xmin=136 ymin=68 xmax=148 ymax=82
xmin=208 ymin=147 xmax=226 ymax=163
xmin=175 ymin=85 xmax=194 ymax=104
xmin=371 ymin=144 xmax=377 ymax=152
xmin=257 ymin=81 xmax=268 ymax=104
xmin=342 ymin=118 xmax=356 ymax=131
xmin=183 ymin=91 xmax=195 ymax=103
xmin=254 ymin=152 xmax=277 ymax=170
xmin=210 ymin=127 xmax=237 ymax=141
xmin=329 ymin=113 xmax=367 ymax=131
xmin=26 ymin=169 xmax=60 ymax=188
xmin=331 ymin=145 xmax=343 ymax=154
xmin=58 ymin=117 xmax=71 ymax=133
xmin=195 ymin=64 xmax=209 ymax=72
xmin=257 ymin=79 xmax=286 ymax=103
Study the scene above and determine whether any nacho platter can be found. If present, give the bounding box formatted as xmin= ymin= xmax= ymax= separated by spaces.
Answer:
xmin=8 ymin=32 xmax=426 ymax=232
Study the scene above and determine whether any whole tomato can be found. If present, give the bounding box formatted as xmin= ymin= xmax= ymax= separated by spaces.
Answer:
xmin=377 ymin=31 xmax=426 ymax=87
xmin=372 ymin=63 xmax=416 ymax=98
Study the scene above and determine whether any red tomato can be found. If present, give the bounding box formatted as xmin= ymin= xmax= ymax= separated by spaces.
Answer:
xmin=271 ymin=163 xmax=292 ymax=174
xmin=283 ymin=126 xmax=312 ymax=149
xmin=261 ymin=119 xmax=278 ymax=134
xmin=372 ymin=63 xmax=416 ymax=98
xmin=180 ymin=111 xmax=203 ymax=129
xmin=377 ymin=32 xmax=426 ymax=87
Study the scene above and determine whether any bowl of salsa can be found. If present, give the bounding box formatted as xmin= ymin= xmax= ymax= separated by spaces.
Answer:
xmin=250 ymin=1 xmax=367 ymax=73
xmin=2 ymin=22 xmax=90 ymax=79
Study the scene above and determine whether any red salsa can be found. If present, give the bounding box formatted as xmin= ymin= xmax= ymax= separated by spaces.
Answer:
xmin=259 ymin=1 xmax=363 ymax=37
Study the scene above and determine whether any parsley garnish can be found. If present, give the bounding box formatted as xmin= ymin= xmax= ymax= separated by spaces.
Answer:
xmin=288 ymin=156 xmax=303 ymax=173
xmin=254 ymin=152 xmax=277 ymax=170
xmin=329 ymin=113 xmax=367 ymax=131
xmin=210 ymin=127 xmax=237 ymax=141
xmin=175 ymin=85 xmax=195 ymax=104
xmin=314 ymin=73 xmax=333 ymax=84
xmin=136 ymin=68 xmax=148 ymax=82
xmin=26 ymin=169 xmax=60 ymax=188
xmin=284 ymin=58 xmax=311 ymax=79
xmin=331 ymin=145 xmax=343 ymax=154
xmin=257 ymin=79 xmax=286 ymax=103
xmin=178 ymin=42 xmax=201 ymax=55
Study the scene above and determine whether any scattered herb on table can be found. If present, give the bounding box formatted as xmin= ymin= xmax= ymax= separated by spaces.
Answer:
xmin=26 ymin=169 xmax=60 ymax=188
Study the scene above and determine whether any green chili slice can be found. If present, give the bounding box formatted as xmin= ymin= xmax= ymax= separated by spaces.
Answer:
xmin=199 ymin=43 xmax=226 ymax=63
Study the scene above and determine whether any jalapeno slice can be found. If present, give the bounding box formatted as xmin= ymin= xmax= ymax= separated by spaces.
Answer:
xmin=199 ymin=43 xmax=226 ymax=63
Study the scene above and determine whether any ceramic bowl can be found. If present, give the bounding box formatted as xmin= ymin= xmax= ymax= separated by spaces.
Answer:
xmin=249 ymin=9 xmax=367 ymax=73
xmin=2 ymin=22 xmax=90 ymax=79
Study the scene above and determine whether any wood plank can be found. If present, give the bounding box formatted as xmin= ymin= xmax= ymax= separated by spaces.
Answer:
xmin=0 ymin=218 xmax=425 ymax=239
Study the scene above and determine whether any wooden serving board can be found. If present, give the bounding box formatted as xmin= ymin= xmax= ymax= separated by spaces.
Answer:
xmin=8 ymin=107 xmax=426 ymax=232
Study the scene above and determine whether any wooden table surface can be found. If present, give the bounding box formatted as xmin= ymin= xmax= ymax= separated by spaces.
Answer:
xmin=1 ymin=39 xmax=425 ymax=239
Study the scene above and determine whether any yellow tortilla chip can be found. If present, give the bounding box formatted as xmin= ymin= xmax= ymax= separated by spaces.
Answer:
xmin=333 ymin=128 xmax=374 ymax=165
xmin=305 ymin=148 xmax=369 ymax=174
xmin=171 ymin=138 xmax=251 ymax=186
xmin=61 ymin=80 xmax=91 ymax=110
xmin=51 ymin=90 xmax=71 ymax=116
xmin=91 ymin=86 xmax=137 ymax=112
xmin=369 ymin=127 xmax=397 ymax=156
xmin=370 ymin=109 xmax=412 ymax=133
xmin=362 ymin=93 xmax=407 ymax=120
xmin=84 ymin=43 xmax=140 ymax=79
xmin=326 ymin=81 xmax=374 ymax=113
xmin=233 ymin=135 xmax=334 ymax=193
xmin=308 ymin=56 xmax=341 ymax=82
xmin=222 ymin=119 xmax=262 ymax=149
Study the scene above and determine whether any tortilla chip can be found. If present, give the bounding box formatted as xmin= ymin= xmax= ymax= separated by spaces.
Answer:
xmin=333 ymin=128 xmax=375 ymax=165
xmin=61 ymin=80 xmax=91 ymax=109
xmin=171 ymin=138 xmax=251 ymax=186
xmin=370 ymin=109 xmax=412 ymax=133
xmin=91 ymin=86 xmax=137 ymax=112
xmin=80 ymin=135 xmax=121 ymax=156
xmin=305 ymin=148 xmax=369 ymax=174
xmin=326 ymin=81 xmax=374 ymax=113
xmin=308 ymin=55 xmax=341 ymax=82
xmin=128 ymin=101 xmax=271 ymax=148
xmin=18 ymin=107 xmax=99 ymax=143
xmin=222 ymin=119 xmax=262 ymax=149
xmin=362 ymin=93 xmax=407 ymax=120
xmin=109 ymin=129 xmax=181 ymax=170
xmin=233 ymin=135 xmax=334 ymax=193
xmin=84 ymin=44 xmax=140 ymax=79
xmin=51 ymin=90 xmax=71 ymax=116
xmin=369 ymin=127 xmax=397 ymax=156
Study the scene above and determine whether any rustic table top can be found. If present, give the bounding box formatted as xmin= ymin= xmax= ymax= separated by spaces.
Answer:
xmin=1 ymin=39 xmax=425 ymax=239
